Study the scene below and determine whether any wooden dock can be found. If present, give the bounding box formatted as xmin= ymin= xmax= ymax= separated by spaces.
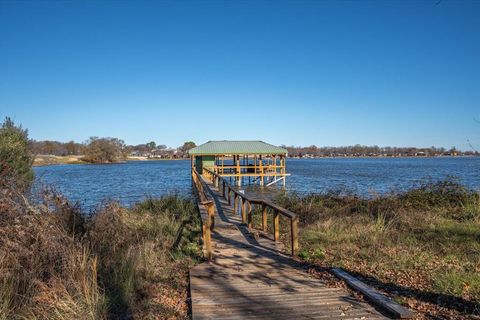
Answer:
xmin=190 ymin=177 xmax=390 ymax=320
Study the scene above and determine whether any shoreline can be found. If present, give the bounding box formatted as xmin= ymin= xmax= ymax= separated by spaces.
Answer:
xmin=33 ymin=155 xmax=189 ymax=167
xmin=32 ymin=154 xmax=478 ymax=167
xmin=288 ymin=155 xmax=478 ymax=159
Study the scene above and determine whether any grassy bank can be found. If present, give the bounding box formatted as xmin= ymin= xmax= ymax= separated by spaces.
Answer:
xmin=0 ymin=188 xmax=202 ymax=319
xmin=33 ymin=155 xmax=87 ymax=166
xmin=277 ymin=179 xmax=480 ymax=319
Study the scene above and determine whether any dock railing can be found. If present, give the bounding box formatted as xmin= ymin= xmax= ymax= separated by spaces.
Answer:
xmin=202 ymin=167 xmax=299 ymax=256
xmin=192 ymin=168 xmax=215 ymax=260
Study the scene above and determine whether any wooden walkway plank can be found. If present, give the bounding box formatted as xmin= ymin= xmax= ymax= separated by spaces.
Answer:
xmin=190 ymin=179 xmax=391 ymax=320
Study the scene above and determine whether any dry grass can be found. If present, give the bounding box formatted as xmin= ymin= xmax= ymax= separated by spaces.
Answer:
xmin=0 ymin=183 xmax=106 ymax=320
xmin=277 ymin=179 xmax=480 ymax=319
xmin=33 ymin=155 xmax=86 ymax=166
xmin=88 ymin=197 xmax=202 ymax=319
xmin=1 ymin=171 xmax=201 ymax=320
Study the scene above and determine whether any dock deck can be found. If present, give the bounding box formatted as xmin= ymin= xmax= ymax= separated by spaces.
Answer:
xmin=190 ymin=179 xmax=389 ymax=320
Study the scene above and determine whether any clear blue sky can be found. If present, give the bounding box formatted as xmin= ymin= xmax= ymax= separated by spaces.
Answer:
xmin=1 ymin=0 xmax=479 ymax=150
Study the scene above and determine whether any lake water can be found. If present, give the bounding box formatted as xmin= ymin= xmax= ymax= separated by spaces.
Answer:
xmin=33 ymin=157 xmax=480 ymax=209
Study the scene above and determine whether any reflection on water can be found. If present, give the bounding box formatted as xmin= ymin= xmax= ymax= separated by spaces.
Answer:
xmin=33 ymin=157 xmax=480 ymax=209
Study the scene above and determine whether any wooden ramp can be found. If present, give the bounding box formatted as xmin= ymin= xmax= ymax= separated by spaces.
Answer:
xmin=190 ymin=181 xmax=390 ymax=320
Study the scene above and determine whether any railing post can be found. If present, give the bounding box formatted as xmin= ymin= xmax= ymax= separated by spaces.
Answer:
xmin=202 ymin=221 xmax=207 ymax=255
xmin=227 ymin=187 xmax=231 ymax=206
xmin=241 ymin=198 xmax=247 ymax=224
xmin=247 ymin=203 xmax=253 ymax=229
xmin=291 ymin=217 xmax=299 ymax=256
xmin=207 ymin=201 xmax=215 ymax=231
xmin=234 ymin=193 xmax=238 ymax=215
xmin=197 ymin=174 xmax=203 ymax=195
xmin=204 ymin=202 xmax=214 ymax=261
xmin=222 ymin=180 xmax=226 ymax=198
xmin=262 ymin=203 xmax=268 ymax=232
xmin=273 ymin=209 xmax=279 ymax=241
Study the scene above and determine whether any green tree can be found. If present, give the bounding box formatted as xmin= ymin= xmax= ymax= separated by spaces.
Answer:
xmin=157 ymin=144 xmax=167 ymax=150
xmin=146 ymin=141 xmax=156 ymax=151
xmin=83 ymin=137 xmax=126 ymax=163
xmin=0 ymin=117 xmax=34 ymax=189
xmin=179 ymin=141 xmax=196 ymax=154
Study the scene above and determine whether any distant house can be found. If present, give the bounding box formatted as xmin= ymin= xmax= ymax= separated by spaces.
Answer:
xmin=130 ymin=150 xmax=149 ymax=157
xmin=151 ymin=148 xmax=180 ymax=159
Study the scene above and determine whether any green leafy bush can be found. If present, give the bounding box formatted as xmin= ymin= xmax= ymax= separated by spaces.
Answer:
xmin=0 ymin=117 xmax=34 ymax=189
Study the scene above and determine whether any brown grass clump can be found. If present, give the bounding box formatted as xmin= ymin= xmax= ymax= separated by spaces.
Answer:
xmin=0 ymin=183 xmax=106 ymax=320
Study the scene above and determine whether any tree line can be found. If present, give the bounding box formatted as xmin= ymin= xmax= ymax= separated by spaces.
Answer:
xmin=282 ymin=144 xmax=478 ymax=158
xmin=29 ymin=138 xmax=197 ymax=163
xmin=7 ymin=115 xmax=478 ymax=165
xmin=30 ymin=140 xmax=195 ymax=156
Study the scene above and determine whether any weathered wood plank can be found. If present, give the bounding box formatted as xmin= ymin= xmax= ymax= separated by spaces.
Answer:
xmin=192 ymin=295 xmax=359 ymax=306
xmin=332 ymin=268 xmax=414 ymax=319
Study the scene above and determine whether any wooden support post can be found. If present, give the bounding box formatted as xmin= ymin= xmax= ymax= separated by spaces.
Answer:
xmin=234 ymin=193 xmax=238 ymax=215
xmin=202 ymin=222 xmax=208 ymax=256
xmin=262 ymin=203 xmax=268 ymax=232
xmin=222 ymin=180 xmax=226 ymax=198
xmin=207 ymin=202 xmax=215 ymax=231
xmin=247 ymin=155 xmax=250 ymax=184
xmin=236 ymin=155 xmax=241 ymax=186
xmin=241 ymin=198 xmax=247 ymax=224
xmin=291 ymin=218 xmax=299 ymax=256
xmin=273 ymin=209 xmax=279 ymax=241
xmin=254 ymin=154 xmax=257 ymax=184
xmin=227 ymin=187 xmax=231 ymax=205
xmin=259 ymin=155 xmax=264 ymax=186
xmin=247 ymin=203 xmax=253 ymax=229
xmin=204 ymin=202 xmax=214 ymax=260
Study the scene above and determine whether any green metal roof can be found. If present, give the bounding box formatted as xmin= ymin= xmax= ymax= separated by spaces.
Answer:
xmin=189 ymin=140 xmax=287 ymax=155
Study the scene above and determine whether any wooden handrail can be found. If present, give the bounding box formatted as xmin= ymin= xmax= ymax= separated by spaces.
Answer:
xmin=202 ymin=167 xmax=299 ymax=256
xmin=192 ymin=168 xmax=215 ymax=260
xmin=205 ymin=165 xmax=282 ymax=170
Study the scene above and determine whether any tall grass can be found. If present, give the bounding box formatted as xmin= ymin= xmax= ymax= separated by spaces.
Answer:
xmin=88 ymin=197 xmax=202 ymax=319
xmin=277 ymin=179 xmax=480 ymax=318
xmin=1 ymin=175 xmax=201 ymax=320
xmin=0 ymin=186 xmax=106 ymax=320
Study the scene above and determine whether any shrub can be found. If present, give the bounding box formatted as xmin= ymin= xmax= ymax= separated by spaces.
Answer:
xmin=83 ymin=137 xmax=127 ymax=164
xmin=0 ymin=117 xmax=34 ymax=190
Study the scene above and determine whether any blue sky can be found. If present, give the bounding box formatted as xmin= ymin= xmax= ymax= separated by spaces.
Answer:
xmin=0 ymin=0 xmax=479 ymax=150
